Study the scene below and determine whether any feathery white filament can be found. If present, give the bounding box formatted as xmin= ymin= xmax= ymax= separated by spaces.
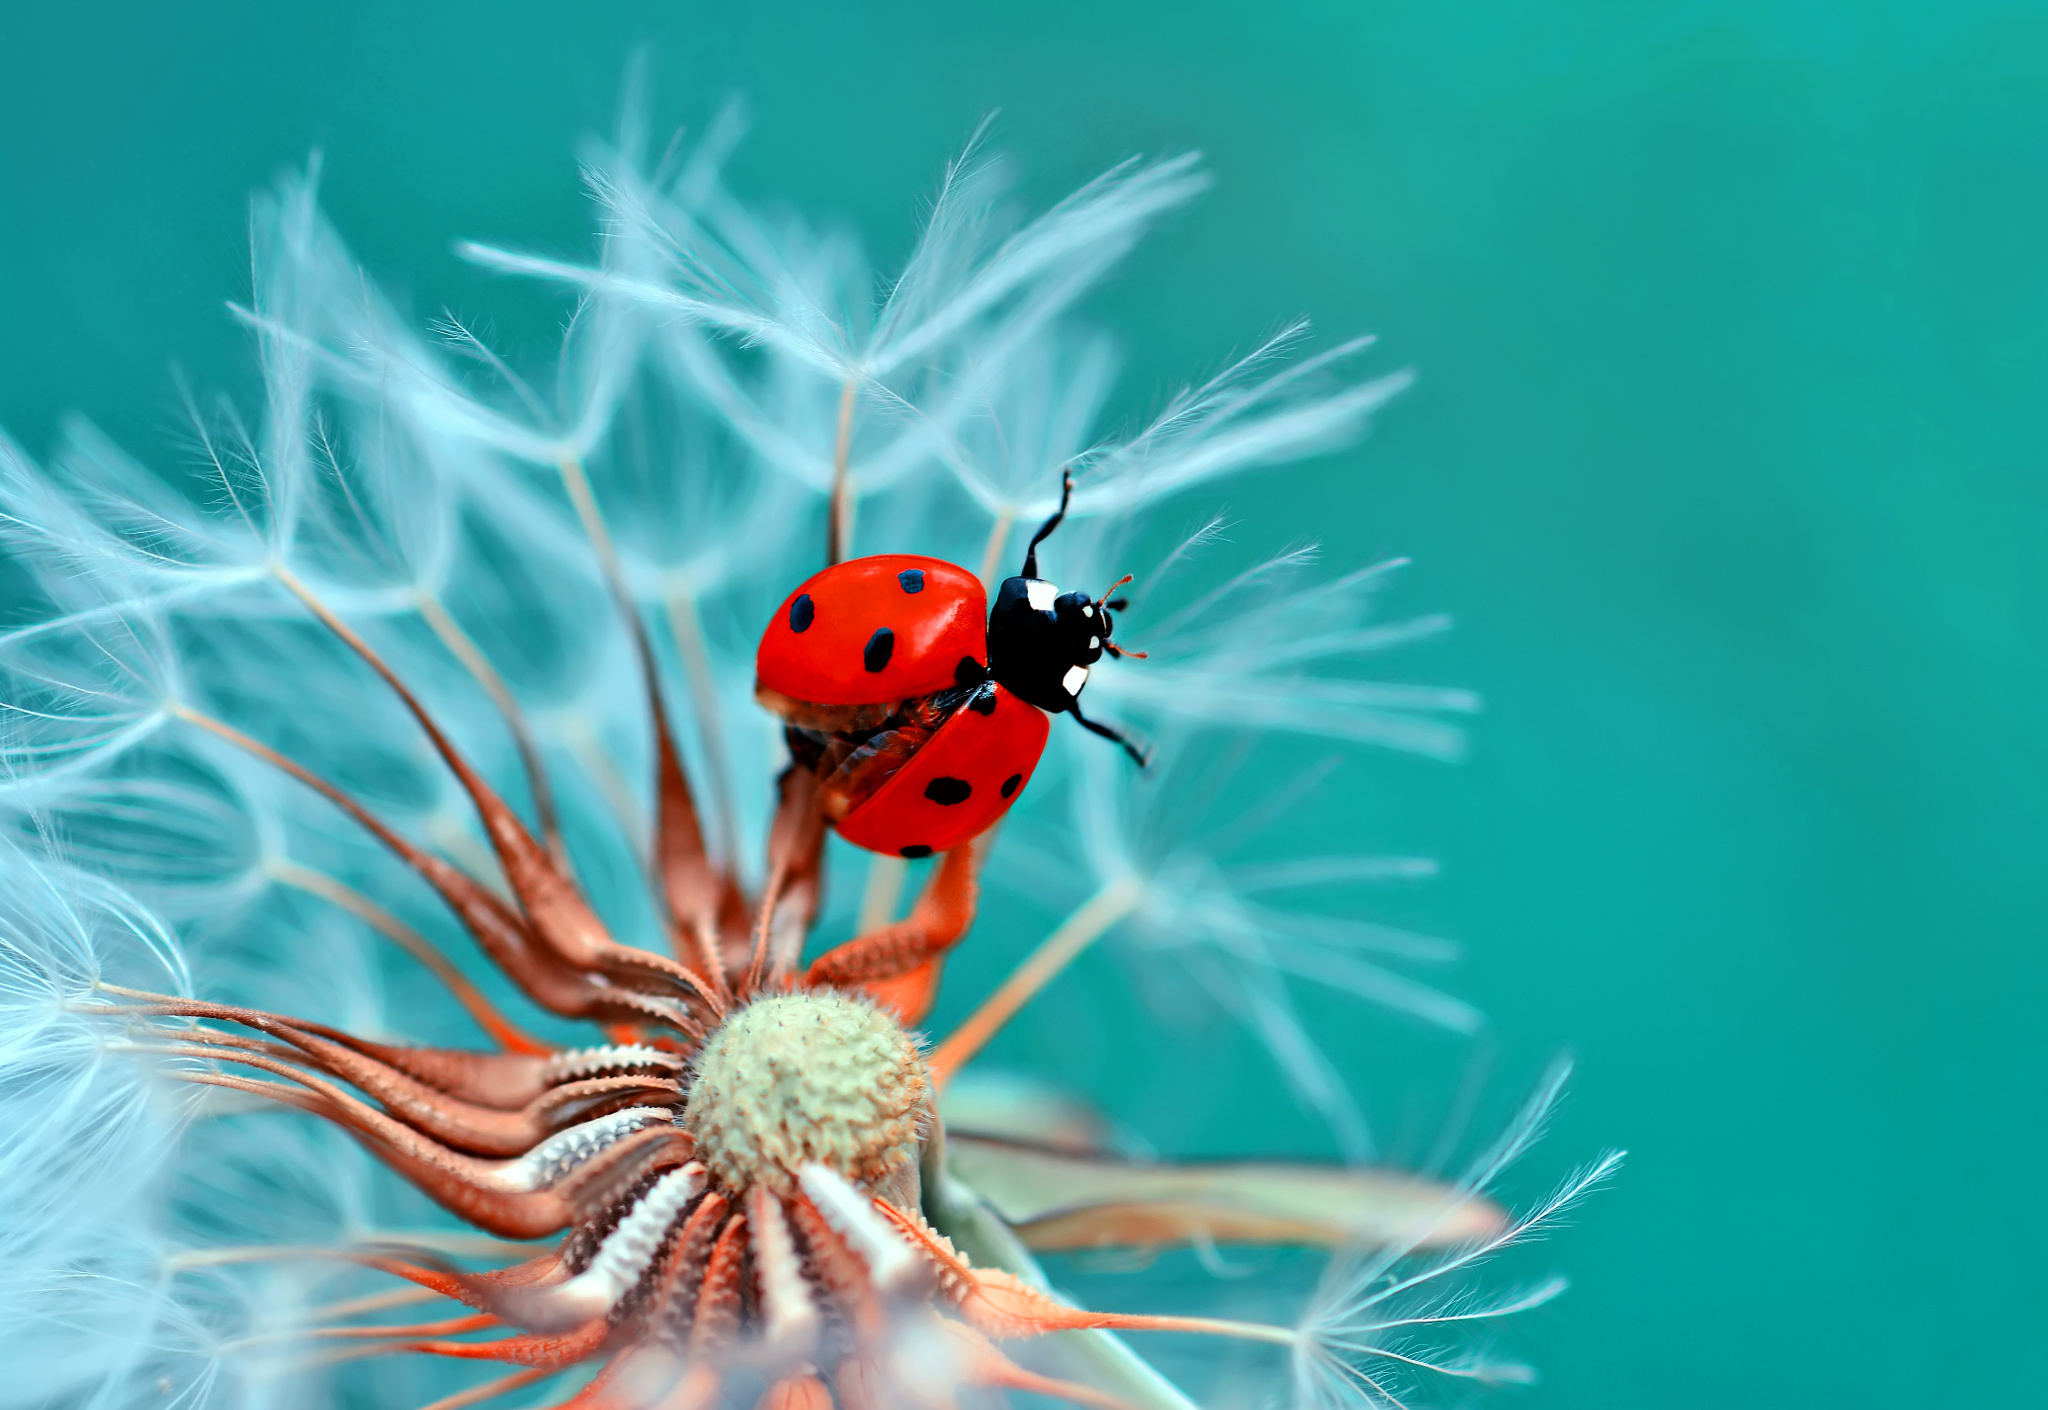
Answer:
xmin=1288 ymin=1061 xmax=1625 ymax=1408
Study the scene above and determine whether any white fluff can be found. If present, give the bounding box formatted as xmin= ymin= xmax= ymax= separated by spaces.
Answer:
xmin=1291 ymin=1061 xmax=1626 ymax=1408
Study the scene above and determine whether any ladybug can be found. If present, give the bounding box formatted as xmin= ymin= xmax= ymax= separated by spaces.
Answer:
xmin=756 ymin=476 xmax=1144 ymax=858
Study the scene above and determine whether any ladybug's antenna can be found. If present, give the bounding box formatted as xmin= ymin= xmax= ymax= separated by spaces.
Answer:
xmin=1095 ymin=573 xmax=1148 ymax=660
xmin=1021 ymin=471 xmax=1074 ymax=579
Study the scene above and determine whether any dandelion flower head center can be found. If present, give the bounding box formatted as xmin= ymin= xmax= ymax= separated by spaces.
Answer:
xmin=683 ymin=991 xmax=928 ymax=1199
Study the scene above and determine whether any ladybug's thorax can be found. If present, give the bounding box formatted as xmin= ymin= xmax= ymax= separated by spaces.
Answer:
xmin=986 ymin=575 xmax=1107 ymax=715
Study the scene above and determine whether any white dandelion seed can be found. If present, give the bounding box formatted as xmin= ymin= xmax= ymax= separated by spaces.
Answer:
xmin=1291 ymin=1061 xmax=1625 ymax=1408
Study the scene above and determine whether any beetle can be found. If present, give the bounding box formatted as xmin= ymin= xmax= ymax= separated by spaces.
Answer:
xmin=756 ymin=476 xmax=1144 ymax=857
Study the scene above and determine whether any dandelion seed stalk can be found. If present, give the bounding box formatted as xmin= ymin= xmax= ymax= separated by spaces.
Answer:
xmin=931 ymin=874 xmax=1145 ymax=1083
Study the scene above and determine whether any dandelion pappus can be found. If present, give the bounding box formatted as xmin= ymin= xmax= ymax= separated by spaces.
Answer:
xmin=757 ymin=474 xmax=1148 ymax=858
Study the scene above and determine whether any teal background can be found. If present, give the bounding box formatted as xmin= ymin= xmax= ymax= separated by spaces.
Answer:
xmin=4 ymin=3 xmax=2044 ymax=1405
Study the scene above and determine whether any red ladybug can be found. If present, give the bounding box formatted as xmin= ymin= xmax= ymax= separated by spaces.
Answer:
xmin=756 ymin=477 xmax=1144 ymax=858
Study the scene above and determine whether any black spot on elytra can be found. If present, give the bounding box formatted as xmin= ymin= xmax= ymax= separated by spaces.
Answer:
xmin=788 ymin=593 xmax=815 ymax=633
xmin=968 ymin=686 xmax=998 ymax=716
xmin=954 ymin=655 xmax=987 ymax=687
xmin=1000 ymin=773 xmax=1023 ymax=799
xmin=863 ymin=627 xmax=895 ymax=672
xmin=899 ymin=844 xmax=933 ymax=859
xmin=897 ymin=569 xmax=925 ymax=594
xmin=924 ymin=776 xmax=971 ymax=806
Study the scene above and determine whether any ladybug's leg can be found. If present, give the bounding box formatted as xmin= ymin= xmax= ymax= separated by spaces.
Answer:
xmin=1066 ymin=700 xmax=1151 ymax=768
xmin=802 ymin=840 xmax=983 ymax=991
xmin=1020 ymin=471 xmax=1075 ymax=578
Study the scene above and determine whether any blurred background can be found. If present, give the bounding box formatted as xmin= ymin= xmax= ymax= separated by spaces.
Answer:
xmin=3 ymin=2 xmax=2043 ymax=1405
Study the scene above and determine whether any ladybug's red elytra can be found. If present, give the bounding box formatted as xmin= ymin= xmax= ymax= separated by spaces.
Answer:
xmin=756 ymin=476 xmax=1144 ymax=858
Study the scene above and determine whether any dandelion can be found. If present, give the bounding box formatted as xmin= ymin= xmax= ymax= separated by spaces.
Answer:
xmin=0 ymin=97 xmax=1612 ymax=1409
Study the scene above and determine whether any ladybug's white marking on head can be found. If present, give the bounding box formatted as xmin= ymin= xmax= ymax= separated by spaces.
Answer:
xmin=1062 ymin=664 xmax=1090 ymax=696
xmin=1025 ymin=580 xmax=1059 ymax=612
xmin=1088 ymin=636 xmax=1100 ymax=650
xmin=1081 ymin=603 xmax=1095 ymax=618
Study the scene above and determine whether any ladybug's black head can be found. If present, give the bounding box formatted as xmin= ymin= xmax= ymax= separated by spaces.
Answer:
xmin=986 ymin=576 xmax=1113 ymax=713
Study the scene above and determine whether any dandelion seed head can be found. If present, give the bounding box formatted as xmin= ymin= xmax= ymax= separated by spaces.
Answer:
xmin=0 ymin=93 xmax=1607 ymax=1410
xmin=686 ymin=991 xmax=930 ymax=1201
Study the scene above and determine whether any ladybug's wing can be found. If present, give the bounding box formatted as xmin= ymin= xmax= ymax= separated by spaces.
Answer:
xmin=756 ymin=555 xmax=987 ymax=707
xmin=836 ymin=685 xmax=1050 ymax=858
